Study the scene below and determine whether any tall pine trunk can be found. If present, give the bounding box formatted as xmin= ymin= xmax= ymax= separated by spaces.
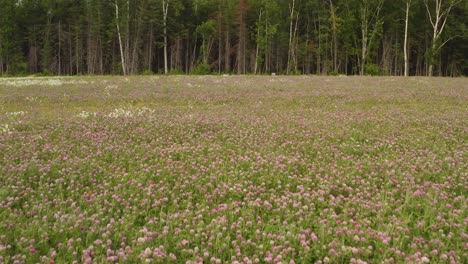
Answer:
xmin=237 ymin=0 xmax=247 ymax=74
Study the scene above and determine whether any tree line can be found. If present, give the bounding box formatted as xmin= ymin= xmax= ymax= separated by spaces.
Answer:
xmin=0 ymin=0 xmax=466 ymax=76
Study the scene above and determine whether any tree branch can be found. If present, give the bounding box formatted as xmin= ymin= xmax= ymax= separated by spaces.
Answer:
xmin=424 ymin=0 xmax=435 ymax=28
xmin=435 ymin=35 xmax=462 ymax=51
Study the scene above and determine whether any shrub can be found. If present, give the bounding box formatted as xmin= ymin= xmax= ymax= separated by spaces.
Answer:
xmin=142 ymin=69 xmax=154 ymax=75
xmin=34 ymin=69 xmax=52 ymax=77
xmin=366 ymin=64 xmax=381 ymax=76
xmin=168 ymin=68 xmax=184 ymax=75
xmin=192 ymin=63 xmax=211 ymax=75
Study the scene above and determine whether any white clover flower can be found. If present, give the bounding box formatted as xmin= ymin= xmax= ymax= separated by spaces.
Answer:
xmin=25 ymin=96 xmax=39 ymax=102
xmin=105 ymin=85 xmax=118 ymax=90
xmin=135 ymin=107 xmax=155 ymax=117
xmin=108 ymin=108 xmax=134 ymax=118
xmin=77 ymin=111 xmax=97 ymax=119
xmin=6 ymin=111 xmax=26 ymax=117
xmin=107 ymin=107 xmax=154 ymax=118
xmin=104 ymin=85 xmax=118 ymax=96
xmin=0 ymin=124 xmax=12 ymax=134
xmin=3 ymin=78 xmax=88 ymax=87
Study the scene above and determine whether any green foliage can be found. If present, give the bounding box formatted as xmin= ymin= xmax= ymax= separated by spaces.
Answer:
xmin=0 ymin=0 xmax=465 ymax=76
xmin=168 ymin=68 xmax=184 ymax=75
xmin=0 ymin=0 xmax=22 ymax=75
xmin=142 ymin=69 xmax=154 ymax=75
xmin=195 ymin=19 xmax=217 ymax=39
xmin=0 ymin=76 xmax=466 ymax=263
xmin=196 ymin=19 xmax=217 ymax=64
xmin=365 ymin=63 xmax=381 ymax=76
xmin=192 ymin=62 xmax=211 ymax=75
xmin=34 ymin=69 xmax=52 ymax=77
xmin=9 ymin=62 xmax=28 ymax=76
xmin=328 ymin=70 xmax=339 ymax=76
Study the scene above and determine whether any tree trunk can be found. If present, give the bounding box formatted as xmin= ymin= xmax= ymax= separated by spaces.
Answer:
xmin=131 ymin=6 xmax=143 ymax=74
xmin=292 ymin=12 xmax=299 ymax=73
xmin=404 ymin=0 xmax=411 ymax=76
xmin=329 ymin=0 xmax=338 ymax=73
xmin=148 ymin=23 xmax=153 ymax=71
xmin=163 ymin=0 xmax=169 ymax=74
xmin=360 ymin=8 xmax=368 ymax=75
xmin=237 ymin=0 xmax=247 ymax=74
xmin=217 ymin=5 xmax=222 ymax=74
xmin=264 ymin=16 xmax=269 ymax=73
xmin=287 ymin=0 xmax=295 ymax=74
xmin=316 ymin=14 xmax=321 ymax=75
xmin=115 ymin=1 xmax=127 ymax=76
xmin=424 ymin=0 xmax=460 ymax=77
xmin=254 ymin=9 xmax=262 ymax=74
xmin=185 ymin=34 xmax=189 ymax=73
xmin=191 ymin=34 xmax=198 ymax=72
xmin=125 ymin=0 xmax=130 ymax=74
xmin=359 ymin=0 xmax=383 ymax=75
xmin=225 ymin=29 xmax=230 ymax=72
xmin=58 ymin=21 xmax=61 ymax=75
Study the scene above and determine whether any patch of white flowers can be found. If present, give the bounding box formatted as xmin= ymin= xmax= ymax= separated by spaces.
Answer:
xmin=1 ymin=78 xmax=88 ymax=87
xmin=77 ymin=111 xmax=97 ymax=119
xmin=135 ymin=107 xmax=155 ymax=116
xmin=105 ymin=85 xmax=118 ymax=90
xmin=25 ymin=96 xmax=39 ymax=102
xmin=108 ymin=108 xmax=134 ymax=118
xmin=107 ymin=107 xmax=155 ymax=118
xmin=0 ymin=124 xmax=12 ymax=134
xmin=104 ymin=85 xmax=118 ymax=96
xmin=6 ymin=111 xmax=26 ymax=117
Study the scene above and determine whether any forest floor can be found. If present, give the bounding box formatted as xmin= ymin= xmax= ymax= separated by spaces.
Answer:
xmin=0 ymin=76 xmax=466 ymax=263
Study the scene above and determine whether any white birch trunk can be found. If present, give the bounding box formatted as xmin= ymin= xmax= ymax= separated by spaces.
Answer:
xmin=424 ymin=0 xmax=460 ymax=76
xmin=404 ymin=0 xmax=411 ymax=77
xmin=254 ymin=9 xmax=262 ymax=74
xmin=115 ymin=1 xmax=127 ymax=76
xmin=162 ymin=0 xmax=169 ymax=74
xmin=287 ymin=0 xmax=295 ymax=74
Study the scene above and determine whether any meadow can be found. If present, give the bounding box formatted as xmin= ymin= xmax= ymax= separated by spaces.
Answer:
xmin=0 ymin=76 xmax=466 ymax=264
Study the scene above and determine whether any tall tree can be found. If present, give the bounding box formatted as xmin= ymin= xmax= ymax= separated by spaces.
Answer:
xmin=237 ymin=0 xmax=248 ymax=74
xmin=1 ymin=0 xmax=467 ymax=76
xmin=162 ymin=0 xmax=170 ymax=74
xmin=359 ymin=0 xmax=384 ymax=75
xmin=0 ymin=0 xmax=21 ymax=74
xmin=328 ymin=0 xmax=341 ymax=73
xmin=196 ymin=19 xmax=217 ymax=64
xmin=404 ymin=0 xmax=412 ymax=76
xmin=287 ymin=0 xmax=297 ymax=74
xmin=115 ymin=0 xmax=127 ymax=76
xmin=424 ymin=0 xmax=461 ymax=76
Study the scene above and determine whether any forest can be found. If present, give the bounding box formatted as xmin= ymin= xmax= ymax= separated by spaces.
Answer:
xmin=0 ymin=0 xmax=466 ymax=76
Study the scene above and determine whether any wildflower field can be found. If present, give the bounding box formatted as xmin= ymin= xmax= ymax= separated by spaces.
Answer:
xmin=0 ymin=76 xmax=466 ymax=264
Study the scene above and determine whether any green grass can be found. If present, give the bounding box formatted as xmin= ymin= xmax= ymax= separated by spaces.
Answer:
xmin=0 ymin=76 xmax=466 ymax=263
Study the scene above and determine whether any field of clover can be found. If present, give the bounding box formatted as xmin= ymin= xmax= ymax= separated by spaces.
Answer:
xmin=0 ymin=76 xmax=466 ymax=264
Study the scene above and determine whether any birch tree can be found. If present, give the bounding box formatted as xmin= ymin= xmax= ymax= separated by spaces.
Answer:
xmin=2 ymin=0 xmax=468 ymax=76
xmin=329 ymin=0 xmax=341 ymax=73
xmin=114 ymin=0 xmax=127 ymax=76
xmin=424 ymin=0 xmax=461 ymax=76
xmin=196 ymin=19 xmax=217 ymax=64
xmin=403 ymin=0 xmax=411 ymax=76
xmin=162 ymin=0 xmax=170 ymax=74
xmin=359 ymin=0 xmax=384 ymax=75
xmin=287 ymin=0 xmax=299 ymax=74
